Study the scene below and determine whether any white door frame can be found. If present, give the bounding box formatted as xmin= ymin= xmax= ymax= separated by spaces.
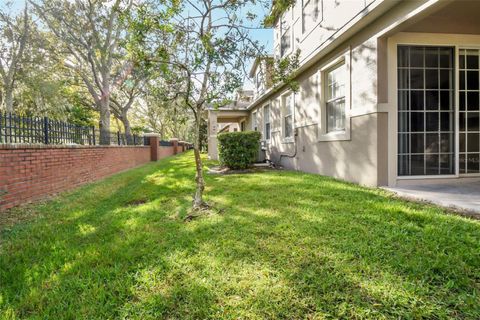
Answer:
xmin=386 ymin=32 xmax=480 ymax=186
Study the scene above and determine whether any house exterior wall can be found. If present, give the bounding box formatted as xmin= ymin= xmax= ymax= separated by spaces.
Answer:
xmin=244 ymin=0 xmax=451 ymax=186
xmin=235 ymin=0 xmax=480 ymax=187
xmin=273 ymin=0 xmax=377 ymax=62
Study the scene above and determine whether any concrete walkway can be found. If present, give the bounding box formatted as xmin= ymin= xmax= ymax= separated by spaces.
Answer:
xmin=385 ymin=181 xmax=480 ymax=218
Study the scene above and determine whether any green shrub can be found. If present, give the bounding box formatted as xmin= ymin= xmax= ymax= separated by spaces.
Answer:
xmin=217 ymin=131 xmax=261 ymax=169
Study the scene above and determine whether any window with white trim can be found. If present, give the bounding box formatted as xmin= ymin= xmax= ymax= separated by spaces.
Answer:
xmin=280 ymin=13 xmax=291 ymax=57
xmin=302 ymin=0 xmax=321 ymax=34
xmin=283 ymin=93 xmax=294 ymax=138
xmin=264 ymin=105 xmax=271 ymax=140
xmin=252 ymin=111 xmax=257 ymax=131
xmin=326 ymin=63 xmax=346 ymax=132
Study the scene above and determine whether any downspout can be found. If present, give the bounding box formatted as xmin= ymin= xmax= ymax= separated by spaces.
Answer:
xmin=278 ymin=127 xmax=298 ymax=164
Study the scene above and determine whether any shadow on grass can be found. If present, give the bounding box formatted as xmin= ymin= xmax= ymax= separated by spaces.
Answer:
xmin=0 ymin=152 xmax=479 ymax=319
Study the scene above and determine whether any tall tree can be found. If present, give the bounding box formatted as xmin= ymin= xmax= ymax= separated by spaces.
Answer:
xmin=110 ymin=64 xmax=143 ymax=144
xmin=32 ymin=0 xmax=133 ymax=144
xmin=0 ymin=3 xmax=30 ymax=113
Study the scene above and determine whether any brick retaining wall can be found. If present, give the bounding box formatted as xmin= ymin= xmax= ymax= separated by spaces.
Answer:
xmin=0 ymin=138 xmax=184 ymax=211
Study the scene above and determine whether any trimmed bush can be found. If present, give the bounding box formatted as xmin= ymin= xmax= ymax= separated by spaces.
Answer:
xmin=217 ymin=131 xmax=261 ymax=169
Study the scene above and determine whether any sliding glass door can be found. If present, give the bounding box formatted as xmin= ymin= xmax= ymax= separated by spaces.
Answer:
xmin=459 ymin=49 xmax=480 ymax=174
xmin=398 ymin=46 xmax=455 ymax=176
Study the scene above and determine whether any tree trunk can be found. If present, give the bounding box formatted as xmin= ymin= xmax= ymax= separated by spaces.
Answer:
xmin=193 ymin=108 xmax=206 ymax=209
xmin=4 ymin=86 xmax=14 ymax=114
xmin=98 ymin=97 xmax=111 ymax=145
xmin=121 ymin=112 xmax=133 ymax=145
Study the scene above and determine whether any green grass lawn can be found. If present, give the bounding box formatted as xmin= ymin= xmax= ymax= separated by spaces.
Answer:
xmin=1 ymin=152 xmax=479 ymax=319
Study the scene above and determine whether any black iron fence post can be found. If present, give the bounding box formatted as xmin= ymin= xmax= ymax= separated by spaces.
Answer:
xmin=43 ymin=116 xmax=49 ymax=144
xmin=92 ymin=126 xmax=96 ymax=145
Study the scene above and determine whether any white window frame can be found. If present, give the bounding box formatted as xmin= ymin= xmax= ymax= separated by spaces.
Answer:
xmin=302 ymin=0 xmax=322 ymax=35
xmin=263 ymin=104 xmax=271 ymax=141
xmin=280 ymin=11 xmax=292 ymax=57
xmin=318 ymin=52 xmax=351 ymax=141
xmin=282 ymin=92 xmax=294 ymax=142
xmin=252 ymin=111 xmax=257 ymax=131
xmin=385 ymin=33 xmax=480 ymax=186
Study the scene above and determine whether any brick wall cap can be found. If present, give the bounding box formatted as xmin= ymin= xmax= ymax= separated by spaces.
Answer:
xmin=0 ymin=143 xmax=149 ymax=150
xmin=144 ymin=133 xmax=161 ymax=137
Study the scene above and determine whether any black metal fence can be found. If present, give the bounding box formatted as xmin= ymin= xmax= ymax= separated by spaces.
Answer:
xmin=0 ymin=112 xmax=144 ymax=146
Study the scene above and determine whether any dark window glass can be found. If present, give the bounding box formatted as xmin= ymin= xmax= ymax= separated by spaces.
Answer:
xmin=467 ymin=153 xmax=480 ymax=173
xmin=411 ymin=69 xmax=424 ymax=88
xmin=426 ymin=154 xmax=439 ymax=175
xmin=467 ymin=113 xmax=480 ymax=131
xmin=398 ymin=91 xmax=409 ymax=110
xmin=398 ymin=46 xmax=453 ymax=176
xmin=425 ymin=48 xmax=438 ymax=68
xmin=460 ymin=91 xmax=466 ymax=111
xmin=459 ymin=54 xmax=465 ymax=69
xmin=398 ymin=69 xmax=409 ymax=89
xmin=426 ymin=91 xmax=439 ymax=110
xmin=398 ymin=134 xmax=409 ymax=154
xmin=459 ymin=113 xmax=466 ymax=131
xmin=398 ymin=112 xmax=409 ymax=132
xmin=459 ymin=154 xmax=466 ymax=173
xmin=426 ymin=112 xmax=439 ymax=132
xmin=425 ymin=69 xmax=438 ymax=89
xmin=411 ymin=91 xmax=424 ymax=110
xmin=440 ymin=49 xmax=452 ymax=68
xmin=411 ymin=133 xmax=424 ymax=153
xmin=468 ymin=133 xmax=479 ymax=152
xmin=467 ymin=71 xmax=479 ymax=90
xmin=440 ymin=133 xmax=453 ymax=152
xmin=411 ymin=112 xmax=424 ymax=132
xmin=425 ymin=133 xmax=439 ymax=153
xmin=440 ymin=112 xmax=452 ymax=131
xmin=440 ymin=154 xmax=454 ymax=174
xmin=460 ymin=133 xmax=466 ymax=153
xmin=398 ymin=155 xmax=409 ymax=175
xmin=467 ymin=92 xmax=479 ymax=111
xmin=440 ymin=91 xmax=452 ymax=111
xmin=398 ymin=47 xmax=409 ymax=68
xmin=411 ymin=155 xmax=425 ymax=175
xmin=460 ymin=71 xmax=465 ymax=90
xmin=467 ymin=54 xmax=479 ymax=69
xmin=410 ymin=48 xmax=424 ymax=68
xmin=439 ymin=70 xmax=451 ymax=90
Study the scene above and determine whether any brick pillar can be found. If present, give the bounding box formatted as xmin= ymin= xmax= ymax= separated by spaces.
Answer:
xmin=171 ymin=138 xmax=179 ymax=155
xmin=145 ymin=133 xmax=160 ymax=161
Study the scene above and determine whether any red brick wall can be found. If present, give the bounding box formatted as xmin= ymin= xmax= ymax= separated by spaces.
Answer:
xmin=0 ymin=145 xmax=153 ymax=211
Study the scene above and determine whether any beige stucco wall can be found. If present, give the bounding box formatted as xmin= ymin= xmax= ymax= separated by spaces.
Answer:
xmin=237 ymin=0 xmax=480 ymax=187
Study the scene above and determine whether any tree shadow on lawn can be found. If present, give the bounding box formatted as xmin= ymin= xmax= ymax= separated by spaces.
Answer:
xmin=1 ymin=155 xmax=479 ymax=319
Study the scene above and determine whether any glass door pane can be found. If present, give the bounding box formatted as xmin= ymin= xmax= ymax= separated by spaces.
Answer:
xmin=398 ymin=46 xmax=455 ymax=176
xmin=459 ymin=49 xmax=480 ymax=174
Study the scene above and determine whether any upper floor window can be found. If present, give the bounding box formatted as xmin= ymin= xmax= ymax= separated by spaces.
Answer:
xmin=280 ymin=13 xmax=291 ymax=57
xmin=264 ymin=105 xmax=271 ymax=140
xmin=302 ymin=0 xmax=321 ymax=34
xmin=326 ymin=63 xmax=346 ymax=132
xmin=256 ymin=70 xmax=265 ymax=94
xmin=283 ymin=93 xmax=294 ymax=138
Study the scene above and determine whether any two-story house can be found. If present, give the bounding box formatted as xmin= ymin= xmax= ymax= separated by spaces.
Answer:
xmin=208 ymin=0 xmax=480 ymax=187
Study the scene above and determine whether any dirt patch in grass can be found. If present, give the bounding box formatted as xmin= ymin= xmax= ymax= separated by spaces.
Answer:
xmin=0 ymin=204 xmax=43 ymax=234
xmin=124 ymin=198 xmax=149 ymax=207
xmin=207 ymin=164 xmax=277 ymax=175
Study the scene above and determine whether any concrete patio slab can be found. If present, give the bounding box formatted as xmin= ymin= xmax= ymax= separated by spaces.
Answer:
xmin=385 ymin=181 xmax=480 ymax=218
